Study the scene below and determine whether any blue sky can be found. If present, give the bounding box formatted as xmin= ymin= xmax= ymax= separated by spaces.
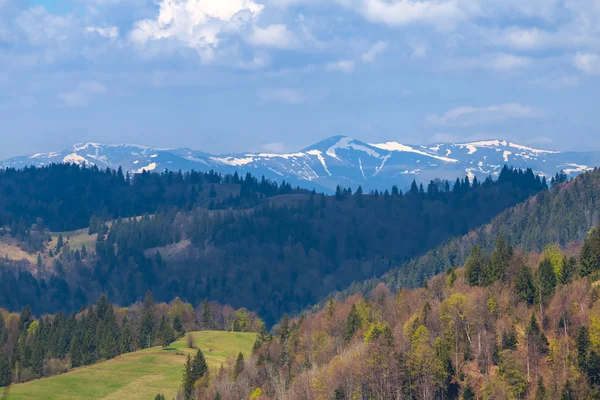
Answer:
xmin=1 ymin=0 xmax=599 ymax=159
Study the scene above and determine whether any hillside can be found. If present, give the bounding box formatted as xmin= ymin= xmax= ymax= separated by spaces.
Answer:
xmin=0 ymin=165 xmax=546 ymax=325
xmin=334 ymin=167 xmax=600 ymax=297
xmin=199 ymin=224 xmax=600 ymax=400
xmin=2 ymin=137 xmax=598 ymax=192
xmin=4 ymin=331 xmax=256 ymax=400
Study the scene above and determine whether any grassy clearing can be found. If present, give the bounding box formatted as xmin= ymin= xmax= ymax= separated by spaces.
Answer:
xmin=0 ymin=242 xmax=37 ymax=263
xmin=6 ymin=331 xmax=256 ymax=400
xmin=49 ymin=228 xmax=97 ymax=253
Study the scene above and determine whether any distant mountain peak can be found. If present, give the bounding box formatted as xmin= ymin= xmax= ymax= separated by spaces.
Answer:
xmin=1 ymin=136 xmax=597 ymax=192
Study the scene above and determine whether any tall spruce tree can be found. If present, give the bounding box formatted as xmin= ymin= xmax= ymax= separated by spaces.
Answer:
xmin=537 ymin=258 xmax=556 ymax=311
xmin=487 ymin=235 xmax=513 ymax=285
xmin=182 ymin=354 xmax=195 ymax=400
xmin=191 ymin=349 xmax=208 ymax=381
xmin=343 ymin=304 xmax=361 ymax=342
xmin=0 ymin=354 xmax=11 ymax=387
xmin=139 ymin=291 xmax=156 ymax=349
xmin=465 ymin=245 xmax=488 ymax=287
xmin=201 ymin=298 xmax=212 ymax=330
xmin=233 ymin=352 xmax=245 ymax=379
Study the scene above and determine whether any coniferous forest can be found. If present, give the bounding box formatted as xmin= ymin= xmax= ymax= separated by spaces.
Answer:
xmin=0 ymin=164 xmax=546 ymax=325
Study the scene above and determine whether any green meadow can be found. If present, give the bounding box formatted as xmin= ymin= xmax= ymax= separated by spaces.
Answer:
xmin=5 ymin=331 xmax=256 ymax=400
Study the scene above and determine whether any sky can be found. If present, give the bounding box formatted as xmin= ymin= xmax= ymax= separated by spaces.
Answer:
xmin=1 ymin=0 xmax=600 ymax=159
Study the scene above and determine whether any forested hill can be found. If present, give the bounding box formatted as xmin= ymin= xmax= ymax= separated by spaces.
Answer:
xmin=341 ymin=167 xmax=600 ymax=297
xmin=0 ymin=165 xmax=546 ymax=325
xmin=200 ymin=223 xmax=600 ymax=400
xmin=0 ymin=163 xmax=308 ymax=232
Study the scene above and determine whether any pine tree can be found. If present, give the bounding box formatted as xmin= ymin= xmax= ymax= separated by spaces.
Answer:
xmin=56 ymin=233 xmax=64 ymax=252
xmin=233 ymin=352 xmax=245 ymax=379
xmin=154 ymin=394 xmax=166 ymax=400
xmin=537 ymin=258 xmax=556 ymax=307
xmin=279 ymin=314 xmax=290 ymax=343
xmin=465 ymin=245 xmax=488 ymax=286
xmin=488 ymin=235 xmax=513 ymax=285
xmin=514 ymin=263 xmax=536 ymax=305
xmin=577 ymin=326 xmax=590 ymax=371
xmin=201 ymin=298 xmax=212 ymax=330
xmin=158 ymin=316 xmax=174 ymax=349
xmin=120 ymin=318 xmax=134 ymax=354
xmin=182 ymin=354 xmax=194 ymax=400
xmin=343 ymin=304 xmax=361 ymax=342
xmin=527 ymin=312 xmax=549 ymax=354
xmin=139 ymin=291 xmax=156 ymax=349
xmin=581 ymin=225 xmax=600 ymax=277
xmin=0 ymin=354 xmax=11 ymax=387
xmin=173 ymin=315 xmax=184 ymax=334
xmin=191 ymin=349 xmax=208 ymax=381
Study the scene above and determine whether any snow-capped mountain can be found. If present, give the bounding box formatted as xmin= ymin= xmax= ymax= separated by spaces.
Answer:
xmin=3 ymin=137 xmax=599 ymax=192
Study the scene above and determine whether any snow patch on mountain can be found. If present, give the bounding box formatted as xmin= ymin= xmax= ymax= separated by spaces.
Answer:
xmin=327 ymin=137 xmax=380 ymax=159
xmin=63 ymin=153 xmax=88 ymax=164
xmin=371 ymin=141 xmax=459 ymax=163
xmin=134 ymin=162 xmax=157 ymax=173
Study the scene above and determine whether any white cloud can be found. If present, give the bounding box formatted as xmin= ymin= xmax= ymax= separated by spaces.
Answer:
xmin=257 ymin=88 xmax=305 ymax=104
xmin=15 ymin=6 xmax=76 ymax=46
xmin=325 ymin=59 xmax=355 ymax=73
xmin=361 ymin=40 xmax=388 ymax=62
xmin=428 ymin=103 xmax=543 ymax=126
xmin=573 ymin=53 xmax=600 ymax=75
xmin=500 ymin=27 xmax=548 ymax=50
xmin=58 ymin=81 xmax=106 ymax=107
xmin=344 ymin=0 xmax=479 ymax=30
xmin=248 ymin=24 xmax=299 ymax=49
xmin=129 ymin=0 xmax=264 ymax=62
xmin=85 ymin=26 xmax=119 ymax=39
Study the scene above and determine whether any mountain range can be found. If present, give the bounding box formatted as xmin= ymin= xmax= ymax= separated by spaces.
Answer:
xmin=3 ymin=136 xmax=599 ymax=191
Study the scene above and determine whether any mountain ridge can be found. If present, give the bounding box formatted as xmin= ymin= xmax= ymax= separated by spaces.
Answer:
xmin=3 ymin=136 xmax=599 ymax=191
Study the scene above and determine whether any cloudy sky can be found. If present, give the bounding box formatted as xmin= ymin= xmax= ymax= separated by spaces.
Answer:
xmin=0 ymin=0 xmax=599 ymax=159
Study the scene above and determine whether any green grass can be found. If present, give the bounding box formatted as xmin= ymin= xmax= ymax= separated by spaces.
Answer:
xmin=5 ymin=331 xmax=256 ymax=400
xmin=50 ymin=228 xmax=97 ymax=252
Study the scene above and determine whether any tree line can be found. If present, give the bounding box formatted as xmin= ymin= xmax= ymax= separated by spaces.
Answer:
xmin=0 ymin=293 xmax=263 ymax=387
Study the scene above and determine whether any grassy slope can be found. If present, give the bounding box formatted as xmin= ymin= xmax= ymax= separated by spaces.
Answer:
xmin=5 ymin=331 xmax=256 ymax=400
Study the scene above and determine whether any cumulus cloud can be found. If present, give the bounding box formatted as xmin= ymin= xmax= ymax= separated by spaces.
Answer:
xmin=428 ymin=103 xmax=543 ymax=126
xmin=361 ymin=41 xmax=388 ymax=62
xmin=129 ymin=0 xmax=264 ymax=61
xmin=58 ymin=81 xmax=107 ymax=107
xmin=573 ymin=53 xmax=600 ymax=75
xmin=248 ymin=24 xmax=299 ymax=49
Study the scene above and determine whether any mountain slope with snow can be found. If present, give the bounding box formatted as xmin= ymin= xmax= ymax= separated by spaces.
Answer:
xmin=2 ymin=136 xmax=599 ymax=192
